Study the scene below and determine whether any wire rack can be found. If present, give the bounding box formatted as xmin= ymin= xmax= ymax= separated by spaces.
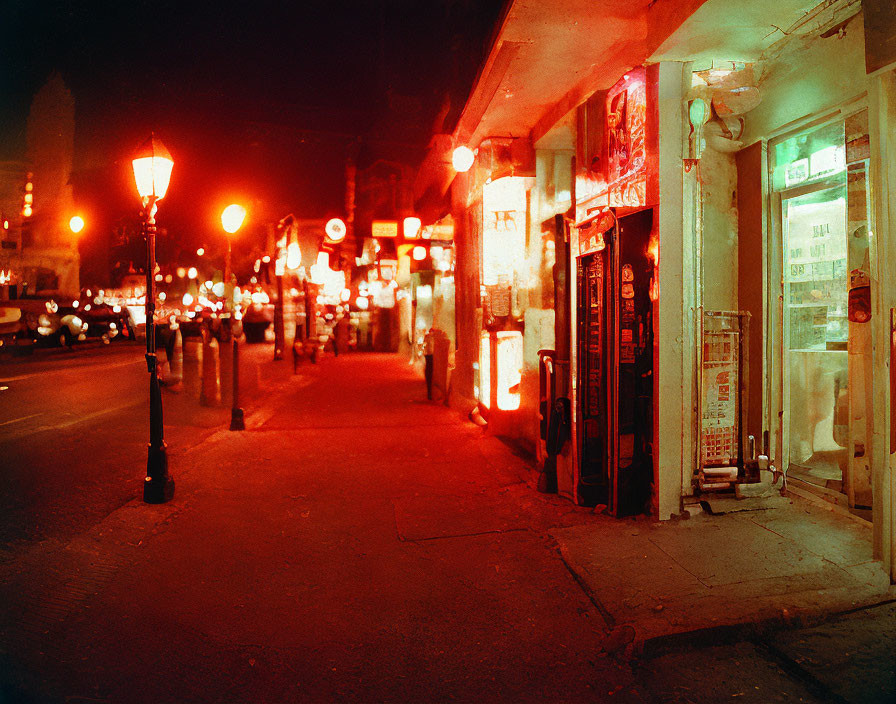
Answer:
xmin=698 ymin=311 xmax=750 ymax=489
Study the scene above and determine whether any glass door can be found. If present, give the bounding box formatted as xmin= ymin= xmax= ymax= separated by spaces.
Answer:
xmin=781 ymin=183 xmax=848 ymax=488
xmin=772 ymin=113 xmax=874 ymax=502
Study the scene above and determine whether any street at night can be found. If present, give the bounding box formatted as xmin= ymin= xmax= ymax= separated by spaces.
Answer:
xmin=3 ymin=0 xmax=896 ymax=702
xmin=0 ymin=341 xmax=280 ymax=547
xmin=0 ymin=347 xmax=892 ymax=702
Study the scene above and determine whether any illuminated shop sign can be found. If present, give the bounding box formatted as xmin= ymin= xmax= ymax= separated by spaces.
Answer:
xmin=575 ymin=209 xmax=615 ymax=257
xmin=481 ymin=176 xmax=528 ymax=287
xmin=479 ymin=331 xmax=523 ymax=411
xmin=774 ymin=122 xmax=847 ymax=191
xmin=575 ymin=69 xmax=649 ymax=218
xmin=606 ymin=72 xmax=647 ymax=208
xmin=371 ymin=221 xmax=398 ymax=238
xmin=422 ymin=222 xmax=454 ymax=241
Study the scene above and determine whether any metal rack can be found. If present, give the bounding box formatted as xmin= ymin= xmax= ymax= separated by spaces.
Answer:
xmin=697 ymin=311 xmax=750 ymax=491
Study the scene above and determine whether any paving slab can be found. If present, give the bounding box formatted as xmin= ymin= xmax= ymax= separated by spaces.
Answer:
xmin=552 ymin=497 xmax=894 ymax=652
xmin=766 ymin=601 xmax=896 ymax=704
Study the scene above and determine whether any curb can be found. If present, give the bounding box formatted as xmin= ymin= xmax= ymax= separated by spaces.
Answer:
xmin=632 ymin=595 xmax=896 ymax=660
xmin=0 ymin=338 xmax=138 ymax=361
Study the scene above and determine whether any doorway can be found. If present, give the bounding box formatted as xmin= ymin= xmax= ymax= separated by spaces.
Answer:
xmin=575 ymin=208 xmax=654 ymax=515
xmin=772 ymin=113 xmax=874 ymax=509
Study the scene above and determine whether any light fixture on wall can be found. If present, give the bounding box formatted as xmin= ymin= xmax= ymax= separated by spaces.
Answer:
xmin=452 ymin=145 xmax=475 ymax=172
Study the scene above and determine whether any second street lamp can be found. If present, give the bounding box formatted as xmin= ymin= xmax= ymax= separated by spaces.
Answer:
xmin=221 ymin=203 xmax=247 ymax=430
xmin=132 ymin=134 xmax=175 ymax=504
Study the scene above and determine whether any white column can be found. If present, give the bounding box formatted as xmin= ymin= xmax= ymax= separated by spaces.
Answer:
xmin=656 ymin=61 xmax=698 ymax=519
xmin=868 ymin=69 xmax=896 ymax=581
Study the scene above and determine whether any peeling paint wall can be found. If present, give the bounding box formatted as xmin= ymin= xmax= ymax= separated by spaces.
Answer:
xmin=699 ymin=146 xmax=738 ymax=311
xmin=743 ymin=13 xmax=868 ymax=145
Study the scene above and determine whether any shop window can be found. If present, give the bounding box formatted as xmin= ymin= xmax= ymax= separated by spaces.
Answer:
xmin=770 ymin=113 xmax=872 ymax=492
xmin=482 ymin=176 xmax=528 ymax=289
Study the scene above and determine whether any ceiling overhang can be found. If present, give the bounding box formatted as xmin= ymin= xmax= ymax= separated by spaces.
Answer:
xmin=454 ymin=0 xmax=711 ymax=148
xmin=649 ymin=0 xmax=856 ymax=67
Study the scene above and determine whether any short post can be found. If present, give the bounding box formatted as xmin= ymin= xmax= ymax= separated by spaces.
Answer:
xmin=182 ymin=334 xmax=203 ymax=399
xmin=273 ymin=267 xmax=285 ymax=360
xmin=199 ymin=329 xmax=221 ymax=407
xmin=230 ymin=330 xmax=245 ymax=430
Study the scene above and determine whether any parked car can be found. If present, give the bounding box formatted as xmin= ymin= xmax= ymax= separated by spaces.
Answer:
xmin=78 ymin=301 xmax=130 ymax=343
xmin=241 ymin=291 xmax=274 ymax=343
xmin=0 ymin=304 xmax=28 ymax=349
xmin=1 ymin=299 xmax=89 ymax=347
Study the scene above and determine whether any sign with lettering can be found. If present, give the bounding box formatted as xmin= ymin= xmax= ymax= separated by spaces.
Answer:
xmin=371 ymin=221 xmax=398 ymax=238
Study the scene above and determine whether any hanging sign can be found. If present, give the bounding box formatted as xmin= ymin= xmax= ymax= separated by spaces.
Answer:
xmin=371 ymin=221 xmax=398 ymax=238
xmin=575 ymin=209 xmax=615 ymax=257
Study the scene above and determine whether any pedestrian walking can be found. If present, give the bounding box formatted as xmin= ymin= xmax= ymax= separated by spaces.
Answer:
xmin=332 ymin=311 xmax=350 ymax=357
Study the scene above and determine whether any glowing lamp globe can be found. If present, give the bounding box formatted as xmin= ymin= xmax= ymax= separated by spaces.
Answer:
xmin=452 ymin=145 xmax=475 ymax=173
xmin=325 ymin=218 xmax=347 ymax=242
xmin=403 ymin=216 xmax=422 ymax=239
xmin=412 ymin=245 xmax=427 ymax=261
xmin=286 ymin=242 xmax=302 ymax=269
xmin=131 ymin=135 xmax=173 ymax=202
xmin=221 ymin=204 xmax=246 ymax=234
xmin=69 ymin=216 xmax=85 ymax=234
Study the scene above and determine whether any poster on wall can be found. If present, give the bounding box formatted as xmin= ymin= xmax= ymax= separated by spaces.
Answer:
xmin=605 ymin=72 xmax=647 ymax=207
xmin=607 ymin=89 xmax=629 ymax=182
xmin=701 ymin=331 xmax=740 ymax=467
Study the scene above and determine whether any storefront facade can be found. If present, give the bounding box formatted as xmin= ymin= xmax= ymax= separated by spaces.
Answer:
xmin=413 ymin=0 xmax=896 ymax=579
xmin=650 ymin=0 xmax=896 ymax=578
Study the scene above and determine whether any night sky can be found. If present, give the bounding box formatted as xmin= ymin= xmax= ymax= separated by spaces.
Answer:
xmin=1 ymin=0 xmax=503 ymax=282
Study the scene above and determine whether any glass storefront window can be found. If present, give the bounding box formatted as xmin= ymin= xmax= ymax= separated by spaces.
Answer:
xmin=771 ymin=115 xmax=870 ymax=489
xmin=772 ymin=121 xmax=845 ymax=191
xmin=783 ymin=187 xmax=848 ymax=350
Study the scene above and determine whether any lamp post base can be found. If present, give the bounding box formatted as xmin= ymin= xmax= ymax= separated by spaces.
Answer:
xmin=230 ymin=407 xmax=245 ymax=431
xmin=144 ymin=445 xmax=174 ymax=503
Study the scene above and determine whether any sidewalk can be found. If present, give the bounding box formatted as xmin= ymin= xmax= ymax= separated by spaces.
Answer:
xmin=552 ymin=494 xmax=893 ymax=654
xmin=0 ymin=350 xmax=892 ymax=702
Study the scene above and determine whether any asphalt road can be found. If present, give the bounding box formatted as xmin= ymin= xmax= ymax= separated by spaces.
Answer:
xmin=0 ymin=340 xmax=272 ymax=548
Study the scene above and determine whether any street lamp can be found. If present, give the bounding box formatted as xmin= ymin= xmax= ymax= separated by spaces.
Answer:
xmin=452 ymin=145 xmax=475 ymax=172
xmin=221 ymin=203 xmax=247 ymax=430
xmin=132 ymin=134 xmax=175 ymax=504
xmin=69 ymin=216 xmax=85 ymax=234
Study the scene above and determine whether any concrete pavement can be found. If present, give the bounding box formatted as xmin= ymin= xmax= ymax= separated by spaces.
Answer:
xmin=0 ymin=349 xmax=892 ymax=702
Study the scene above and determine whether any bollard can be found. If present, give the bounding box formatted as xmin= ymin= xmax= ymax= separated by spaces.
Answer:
xmin=156 ymin=331 xmax=170 ymax=383
xmin=219 ymin=329 xmax=233 ymax=408
xmin=199 ymin=333 xmax=221 ymax=407
xmin=165 ymin=328 xmax=184 ymax=392
xmin=182 ymin=335 xmax=203 ymax=400
xmin=230 ymin=335 xmax=245 ymax=430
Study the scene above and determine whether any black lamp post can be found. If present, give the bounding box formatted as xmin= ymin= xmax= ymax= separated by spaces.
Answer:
xmin=132 ymin=134 xmax=175 ymax=504
xmin=221 ymin=204 xmax=247 ymax=430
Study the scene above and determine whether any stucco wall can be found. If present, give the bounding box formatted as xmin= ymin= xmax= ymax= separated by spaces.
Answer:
xmin=742 ymin=13 xmax=868 ymax=145
xmin=699 ymin=146 xmax=738 ymax=311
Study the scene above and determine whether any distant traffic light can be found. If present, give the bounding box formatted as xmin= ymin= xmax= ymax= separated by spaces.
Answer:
xmin=22 ymin=173 xmax=33 ymax=218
